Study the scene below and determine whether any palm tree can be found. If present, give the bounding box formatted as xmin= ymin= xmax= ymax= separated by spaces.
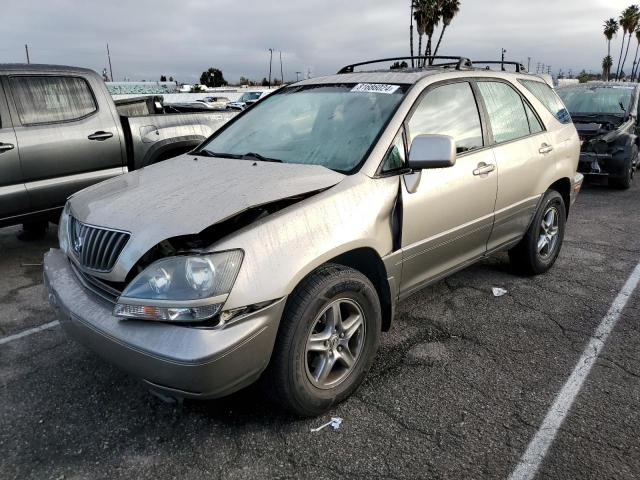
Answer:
xmin=620 ymin=5 xmax=640 ymax=80
xmin=631 ymin=29 xmax=640 ymax=80
xmin=616 ymin=5 xmax=640 ymax=80
xmin=410 ymin=1 xmax=415 ymax=67
xmin=422 ymin=1 xmax=441 ymax=65
xmin=432 ymin=0 xmax=461 ymax=60
xmin=413 ymin=0 xmax=427 ymax=67
xmin=603 ymin=56 xmax=614 ymax=80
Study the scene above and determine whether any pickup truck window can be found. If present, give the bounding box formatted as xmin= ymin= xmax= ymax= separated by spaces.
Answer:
xmin=477 ymin=81 xmax=531 ymax=143
xmin=408 ymin=82 xmax=483 ymax=153
xmin=9 ymin=76 xmax=97 ymax=125
xmin=199 ymin=84 xmax=407 ymax=173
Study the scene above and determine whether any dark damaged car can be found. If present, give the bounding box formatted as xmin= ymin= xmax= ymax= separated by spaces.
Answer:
xmin=557 ymin=82 xmax=640 ymax=189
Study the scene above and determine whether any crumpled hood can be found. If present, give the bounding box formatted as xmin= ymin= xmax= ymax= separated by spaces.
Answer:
xmin=69 ymin=154 xmax=345 ymax=279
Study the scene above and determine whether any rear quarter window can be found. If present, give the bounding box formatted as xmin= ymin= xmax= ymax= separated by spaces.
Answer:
xmin=9 ymin=76 xmax=97 ymax=125
xmin=519 ymin=79 xmax=571 ymax=124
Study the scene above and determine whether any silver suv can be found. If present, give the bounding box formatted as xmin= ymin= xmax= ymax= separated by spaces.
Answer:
xmin=45 ymin=57 xmax=582 ymax=416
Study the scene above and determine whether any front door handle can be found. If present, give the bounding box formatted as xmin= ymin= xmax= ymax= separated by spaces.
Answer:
xmin=0 ymin=142 xmax=15 ymax=153
xmin=87 ymin=131 xmax=113 ymax=141
xmin=473 ymin=162 xmax=496 ymax=176
xmin=539 ymin=143 xmax=554 ymax=154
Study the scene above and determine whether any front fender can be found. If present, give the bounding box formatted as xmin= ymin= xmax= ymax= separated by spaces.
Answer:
xmin=212 ymin=173 xmax=400 ymax=310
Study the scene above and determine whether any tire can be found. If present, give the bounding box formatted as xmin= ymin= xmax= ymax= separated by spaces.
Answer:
xmin=508 ymin=190 xmax=566 ymax=276
xmin=609 ymin=145 xmax=636 ymax=190
xmin=17 ymin=221 xmax=49 ymax=241
xmin=264 ymin=264 xmax=381 ymax=416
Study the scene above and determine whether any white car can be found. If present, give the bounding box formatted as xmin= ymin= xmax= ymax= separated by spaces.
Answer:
xmin=227 ymin=90 xmax=277 ymax=110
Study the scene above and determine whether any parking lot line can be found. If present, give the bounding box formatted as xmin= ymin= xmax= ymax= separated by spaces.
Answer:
xmin=509 ymin=262 xmax=640 ymax=480
xmin=0 ymin=320 xmax=60 ymax=346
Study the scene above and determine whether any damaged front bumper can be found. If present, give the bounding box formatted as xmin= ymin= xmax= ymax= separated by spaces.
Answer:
xmin=44 ymin=248 xmax=285 ymax=400
xmin=578 ymin=152 xmax=612 ymax=176
xmin=578 ymin=151 xmax=628 ymax=179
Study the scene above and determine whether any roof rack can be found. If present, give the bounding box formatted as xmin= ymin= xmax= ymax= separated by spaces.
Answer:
xmin=337 ymin=56 xmax=473 ymax=74
xmin=472 ymin=61 xmax=528 ymax=73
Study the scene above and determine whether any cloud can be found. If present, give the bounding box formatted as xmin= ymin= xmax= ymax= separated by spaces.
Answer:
xmin=0 ymin=0 xmax=634 ymax=82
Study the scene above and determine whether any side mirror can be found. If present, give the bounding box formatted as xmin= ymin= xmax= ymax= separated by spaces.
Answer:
xmin=408 ymin=134 xmax=457 ymax=169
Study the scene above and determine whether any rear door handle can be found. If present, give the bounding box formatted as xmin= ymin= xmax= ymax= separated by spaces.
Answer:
xmin=539 ymin=143 xmax=554 ymax=154
xmin=87 ymin=131 xmax=113 ymax=141
xmin=0 ymin=142 xmax=15 ymax=153
xmin=473 ymin=162 xmax=495 ymax=176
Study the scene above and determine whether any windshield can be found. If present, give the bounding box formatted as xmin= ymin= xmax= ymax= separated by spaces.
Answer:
xmin=557 ymin=86 xmax=634 ymax=115
xmin=198 ymin=84 xmax=407 ymax=172
xmin=238 ymin=92 xmax=262 ymax=102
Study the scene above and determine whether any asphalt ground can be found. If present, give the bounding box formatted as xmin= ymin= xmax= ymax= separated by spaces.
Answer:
xmin=1 ymin=181 xmax=639 ymax=479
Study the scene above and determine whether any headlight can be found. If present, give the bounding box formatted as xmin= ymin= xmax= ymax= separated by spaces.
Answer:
xmin=114 ymin=250 xmax=243 ymax=323
xmin=58 ymin=203 xmax=70 ymax=253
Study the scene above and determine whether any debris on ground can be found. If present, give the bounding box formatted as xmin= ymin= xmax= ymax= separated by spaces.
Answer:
xmin=492 ymin=287 xmax=508 ymax=297
xmin=311 ymin=417 xmax=343 ymax=432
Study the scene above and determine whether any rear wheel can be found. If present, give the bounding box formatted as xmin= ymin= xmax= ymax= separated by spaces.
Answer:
xmin=264 ymin=264 xmax=381 ymax=416
xmin=508 ymin=190 xmax=566 ymax=275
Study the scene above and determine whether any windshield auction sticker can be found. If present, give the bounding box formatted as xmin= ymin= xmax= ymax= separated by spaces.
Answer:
xmin=351 ymin=83 xmax=401 ymax=94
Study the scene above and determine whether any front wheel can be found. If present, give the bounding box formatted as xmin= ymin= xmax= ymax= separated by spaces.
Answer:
xmin=508 ymin=190 xmax=566 ymax=275
xmin=609 ymin=147 xmax=636 ymax=189
xmin=264 ymin=264 xmax=381 ymax=416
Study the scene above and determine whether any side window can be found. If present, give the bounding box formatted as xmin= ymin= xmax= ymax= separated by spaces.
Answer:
xmin=477 ymin=81 xmax=531 ymax=143
xmin=408 ymin=82 xmax=483 ymax=154
xmin=9 ymin=76 xmax=97 ymax=125
xmin=524 ymin=102 xmax=544 ymax=134
xmin=519 ymin=79 xmax=571 ymax=124
xmin=381 ymin=129 xmax=406 ymax=172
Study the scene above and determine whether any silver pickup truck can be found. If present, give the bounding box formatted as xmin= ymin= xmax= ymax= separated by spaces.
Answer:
xmin=0 ymin=64 xmax=236 ymax=233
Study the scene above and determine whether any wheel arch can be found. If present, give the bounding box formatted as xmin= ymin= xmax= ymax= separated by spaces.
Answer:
xmin=325 ymin=248 xmax=394 ymax=332
xmin=548 ymin=177 xmax=571 ymax=218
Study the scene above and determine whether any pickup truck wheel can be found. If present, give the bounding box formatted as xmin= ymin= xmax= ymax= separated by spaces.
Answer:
xmin=264 ymin=264 xmax=381 ymax=416
xmin=508 ymin=190 xmax=566 ymax=276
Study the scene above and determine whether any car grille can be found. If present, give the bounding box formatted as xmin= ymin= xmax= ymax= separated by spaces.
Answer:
xmin=69 ymin=217 xmax=130 ymax=272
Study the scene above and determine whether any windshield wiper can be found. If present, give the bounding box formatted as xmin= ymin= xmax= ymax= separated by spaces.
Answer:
xmin=241 ymin=152 xmax=283 ymax=163
xmin=192 ymin=150 xmax=283 ymax=163
xmin=191 ymin=150 xmax=228 ymax=158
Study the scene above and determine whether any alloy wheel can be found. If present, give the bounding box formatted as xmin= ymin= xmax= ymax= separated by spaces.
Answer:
xmin=305 ymin=298 xmax=366 ymax=389
xmin=537 ymin=206 xmax=560 ymax=259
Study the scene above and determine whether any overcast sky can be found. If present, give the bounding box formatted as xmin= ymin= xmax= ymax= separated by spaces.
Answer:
xmin=0 ymin=0 xmax=634 ymax=83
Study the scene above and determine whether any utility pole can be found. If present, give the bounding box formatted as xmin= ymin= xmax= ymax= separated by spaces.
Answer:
xmin=527 ymin=57 xmax=531 ymax=72
xmin=279 ymin=50 xmax=284 ymax=85
xmin=268 ymin=48 xmax=274 ymax=88
xmin=501 ymin=48 xmax=507 ymax=71
xmin=295 ymin=71 xmax=301 ymax=82
xmin=107 ymin=44 xmax=113 ymax=82
xmin=24 ymin=44 xmax=30 ymax=64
